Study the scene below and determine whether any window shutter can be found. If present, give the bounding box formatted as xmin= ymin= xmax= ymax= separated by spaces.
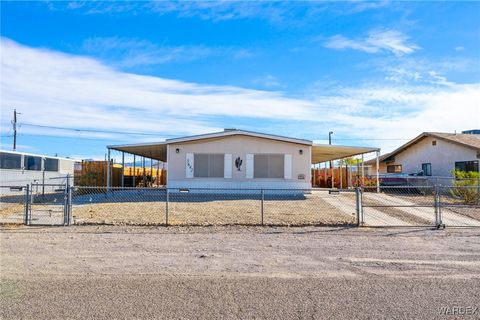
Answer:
xmin=224 ymin=154 xmax=232 ymax=178
xmin=284 ymin=154 xmax=292 ymax=179
xmin=185 ymin=153 xmax=194 ymax=178
xmin=246 ymin=154 xmax=254 ymax=179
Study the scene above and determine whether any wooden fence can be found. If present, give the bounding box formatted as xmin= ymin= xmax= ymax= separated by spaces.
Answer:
xmin=74 ymin=160 xmax=166 ymax=187
xmin=312 ymin=167 xmax=376 ymax=188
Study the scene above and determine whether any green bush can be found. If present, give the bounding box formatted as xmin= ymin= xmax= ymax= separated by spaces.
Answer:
xmin=450 ymin=170 xmax=479 ymax=205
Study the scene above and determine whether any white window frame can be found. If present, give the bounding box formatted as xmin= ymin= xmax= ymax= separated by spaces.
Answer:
xmin=253 ymin=153 xmax=285 ymax=179
xmin=193 ymin=153 xmax=225 ymax=178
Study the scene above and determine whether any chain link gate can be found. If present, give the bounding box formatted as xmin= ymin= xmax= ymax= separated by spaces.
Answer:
xmin=26 ymin=183 xmax=71 ymax=226
xmin=359 ymin=186 xmax=438 ymax=227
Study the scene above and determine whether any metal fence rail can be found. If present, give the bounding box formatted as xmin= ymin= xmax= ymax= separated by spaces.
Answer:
xmin=1 ymin=184 xmax=479 ymax=228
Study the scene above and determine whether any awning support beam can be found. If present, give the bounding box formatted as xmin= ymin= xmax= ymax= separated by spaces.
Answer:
xmin=121 ymin=151 xmax=125 ymax=188
xmin=106 ymin=148 xmax=111 ymax=191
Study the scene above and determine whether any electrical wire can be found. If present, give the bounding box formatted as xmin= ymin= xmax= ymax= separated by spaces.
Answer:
xmin=17 ymin=123 xmax=412 ymax=141
xmin=20 ymin=123 xmax=179 ymax=137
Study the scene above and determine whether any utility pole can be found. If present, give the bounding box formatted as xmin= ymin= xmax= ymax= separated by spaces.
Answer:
xmin=12 ymin=109 xmax=20 ymax=151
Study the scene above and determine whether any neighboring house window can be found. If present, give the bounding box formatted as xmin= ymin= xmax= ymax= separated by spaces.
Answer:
xmin=44 ymin=158 xmax=59 ymax=172
xmin=455 ymin=161 xmax=479 ymax=173
xmin=387 ymin=164 xmax=402 ymax=173
xmin=194 ymin=154 xmax=224 ymax=178
xmin=25 ymin=155 xmax=42 ymax=171
xmin=254 ymin=154 xmax=284 ymax=178
xmin=0 ymin=152 xmax=22 ymax=169
xmin=422 ymin=163 xmax=432 ymax=176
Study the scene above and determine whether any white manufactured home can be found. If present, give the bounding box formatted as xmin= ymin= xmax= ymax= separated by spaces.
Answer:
xmin=108 ymin=129 xmax=379 ymax=190
xmin=0 ymin=150 xmax=76 ymax=194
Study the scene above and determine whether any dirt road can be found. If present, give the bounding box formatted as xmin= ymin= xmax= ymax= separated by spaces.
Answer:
xmin=1 ymin=226 xmax=480 ymax=319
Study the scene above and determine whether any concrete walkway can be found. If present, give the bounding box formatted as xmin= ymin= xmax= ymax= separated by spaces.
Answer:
xmin=318 ymin=192 xmax=411 ymax=226
xmin=364 ymin=193 xmax=480 ymax=227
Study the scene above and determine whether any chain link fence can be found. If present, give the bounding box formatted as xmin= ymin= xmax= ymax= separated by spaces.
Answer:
xmin=361 ymin=186 xmax=437 ymax=227
xmin=0 ymin=185 xmax=27 ymax=224
xmin=2 ymin=184 xmax=479 ymax=228
xmin=72 ymin=187 xmax=167 ymax=225
xmin=438 ymin=185 xmax=480 ymax=227
xmin=70 ymin=187 xmax=357 ymax=226
xmin=29 ymin=183 xmax=69 ymax=225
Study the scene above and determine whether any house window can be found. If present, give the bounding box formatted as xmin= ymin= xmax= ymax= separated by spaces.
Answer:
xmin=432 ymin=140 xmax=437 ymax=146
xmin=422 ymin=163 xmax=432 ymax=176
xmin=0 ymin=152 xmax=22 ymax=169
xmin=25 ymin=155 xmax=42 ymax=171
xmin=254 ymin=154 xmax=284 ymax=178
xmin=194 ymin=154 xmax=224 ymax=178
xmin=387 ymin=164 xmax=402 ymax=173
xmin=455 ymin=161 xmax=479 ymax=173
xmin=44 ymin=158 xmax=59 ymax=172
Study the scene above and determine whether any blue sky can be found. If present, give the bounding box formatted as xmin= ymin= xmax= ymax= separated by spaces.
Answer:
xmin=1 ymin=1 xmax=479 ymax=160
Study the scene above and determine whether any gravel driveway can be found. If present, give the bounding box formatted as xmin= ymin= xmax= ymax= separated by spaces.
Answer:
xmin=1 ymin=225 xmax=480 ymax=319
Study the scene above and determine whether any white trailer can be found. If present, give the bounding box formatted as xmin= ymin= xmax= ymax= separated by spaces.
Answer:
xmin=0 ymin=150 xmax=77 ymax=195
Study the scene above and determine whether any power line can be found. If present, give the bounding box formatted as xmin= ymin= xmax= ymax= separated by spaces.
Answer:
xmin=21 ymin=123 xmax=411 ymax=141
xmin=1 ymin=133 xmax=126 ymax=142
xmin=20 ymin=122 xmax=179 ymax=137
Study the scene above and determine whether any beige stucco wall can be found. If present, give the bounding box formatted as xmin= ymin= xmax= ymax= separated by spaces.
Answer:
xmin=379 ymin=136 xmax=477 ymax=176
xmin=369 ymin=162 xmax=388 ymax=175
xmin=167 ymin=135 xmax=311 ymax=189
xmin=59 ymin=159 xmax=75 ymax=175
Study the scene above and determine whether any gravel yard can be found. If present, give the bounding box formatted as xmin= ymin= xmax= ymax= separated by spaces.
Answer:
xmin=71 ymin=193 xmax=356 ymax=226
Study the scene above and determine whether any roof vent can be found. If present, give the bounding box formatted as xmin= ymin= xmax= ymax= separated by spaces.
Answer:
xmin=224 ymin=128 xmax=237 ymax=132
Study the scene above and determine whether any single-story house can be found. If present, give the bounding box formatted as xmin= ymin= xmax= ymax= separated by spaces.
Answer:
xmin=366 ymin=131 xmax=480 ymax=177
xmin=107 ymin=129 xmax=379 ymax=190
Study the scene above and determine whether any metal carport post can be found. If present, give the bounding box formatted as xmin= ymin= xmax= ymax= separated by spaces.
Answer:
xmin=107 ymin=148 xmax=111 ymax=191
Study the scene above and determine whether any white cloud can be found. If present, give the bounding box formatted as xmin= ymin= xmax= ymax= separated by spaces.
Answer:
xmin=0 ymin=37 xmax=316 ymax=139
xmin=54 ymin=1 xmax=390 ymax=25
xmin=324 ymin=29 xmax=420 ymax=56
xmin=1 ymin=37 xmax=478 ymax=156
xmin=82 ymin=37 xmax=252 ymax=68
xmin=253 ymin=74 xmax=283 ymax=88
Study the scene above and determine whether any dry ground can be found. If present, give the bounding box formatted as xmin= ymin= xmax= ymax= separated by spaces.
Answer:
xmin=71 ymin=191 xmax=356 ymax=226
xmin=1 ymin=225 xmax=480 ymax=319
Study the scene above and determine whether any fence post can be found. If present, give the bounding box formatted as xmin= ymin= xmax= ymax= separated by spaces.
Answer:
xmin=434 ymin=185 xmax=439 ymax=226
xmin=355 ymin=187 xmax=363 ymax=226
xmin=165 ymin=188 xmax=169 ymax=226
xmin=67 ymin=185 xmax=72 ymax=226
xmin=24 ymin=184 xmax=30 ymax=225
xmin=261 ymin=189 xmax=264 ymax=226
xmin=437 ymin=186 xmax=443 ymax=228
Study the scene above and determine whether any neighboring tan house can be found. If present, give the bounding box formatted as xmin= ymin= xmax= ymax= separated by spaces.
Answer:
xmin=367 ymin=131 xmax=480 ymax=177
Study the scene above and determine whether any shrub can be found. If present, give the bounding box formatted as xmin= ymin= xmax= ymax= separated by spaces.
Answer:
xmin=450 ymin=170 xmax=479 ymax=205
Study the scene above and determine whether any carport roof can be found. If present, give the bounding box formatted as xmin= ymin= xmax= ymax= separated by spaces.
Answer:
xmin=311 ymin=144 xmax=379 ymax=164
xmin=107 ymin=130 xmax=379 ymax=163
xmin=108 ymin=141 xmax=168 ymax=162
